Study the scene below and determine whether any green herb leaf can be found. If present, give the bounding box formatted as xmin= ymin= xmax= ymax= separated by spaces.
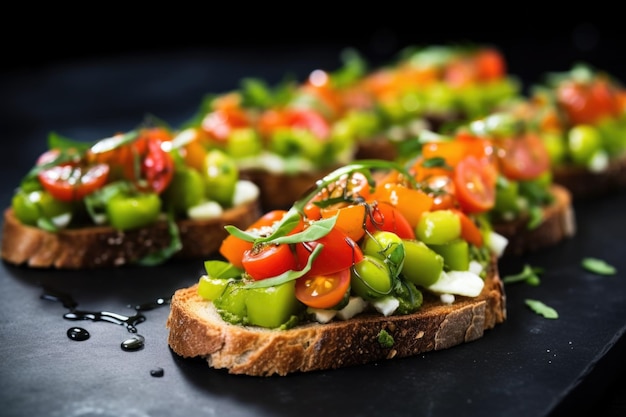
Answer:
xmin=377 ymin=329 xmax=395 ymax=348
xmin=582 ymin=257 xmax=617 ymax=276
xmin=525 ymin=299 xmax=558 ymax=319
xmin=502 ymin=264 xmax=543 ymax=286
xmin=245 ymin=244 xmax=324 ymax=289
xmin=526 ymin=205 xmax=544 ymax=230
xmin=204 ymin=260 xmax=243 ymax=279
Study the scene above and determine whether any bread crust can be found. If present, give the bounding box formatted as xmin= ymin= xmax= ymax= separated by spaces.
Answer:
xmin=552 ymin=155 xmax=626 ymax=199
xmin=0 ymin=199 xmax=262 ymax=269
xmin=166 ymin=257 xmax=506 ymax=376
xmin=493 ymin=184 xmax=576 ymax=255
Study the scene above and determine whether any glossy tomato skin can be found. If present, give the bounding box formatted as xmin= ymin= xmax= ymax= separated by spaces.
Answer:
xmin=242 ymin=243 xmax=298 ymax=281
xmin=37 ymin=149 xmax=110 ymax=202
xmin=556 ymin=77 xmax=623 ymax=126
xmin=453 ymin=156 xmax=497 ymax=214
xmin=295 ymin=267 xmax=351 ymax=309
xmin=295 ymin=226 xmax=363 ymax=277
xmin=496 ymin=133 xmax=550 ymax=181
xmin=365 ymin=201 xmax=415 ymax=239
xmin=219 ymin=210 xmax=289 ymax=268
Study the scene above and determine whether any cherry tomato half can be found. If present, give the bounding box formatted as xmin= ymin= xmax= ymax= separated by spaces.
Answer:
xmin=453 ymin=156 xmax=496 ymax=214
xmin=37 ymin=149 xmax=110 ymax=202
xmin=365 ymin=201 xmax=415 ymax=239
xmin=295 ymin=267 xmax=351 ymax=309
xmin=219 ymin=209 xmax=289 ymax=268
xmin=295 ymin=226 xmax=363 ymax=277
xmin=496 ymin=132 xmax=550 ymax=181
xmin=242 ymin=243 xmax=298 ymax=281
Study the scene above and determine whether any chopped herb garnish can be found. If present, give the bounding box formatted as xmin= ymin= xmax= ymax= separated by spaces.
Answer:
xmin=582 ymin=257 xmax=616 ymax=276
xmin=502 ymin=264 xmax=542 ymax=286
xmin=377 ymin=329 xmax=395 ymax=348
xmin=525 ymin=299 xmax=558 ymax=319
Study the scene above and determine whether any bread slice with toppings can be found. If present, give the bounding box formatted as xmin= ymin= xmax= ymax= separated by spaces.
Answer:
xmin=166 ymin=255 xmax=506 ymax=377
xmin=492 ymin=184 xmax=575 ymax=256
xmin=1 ymin=198 xmax=262 ymax=269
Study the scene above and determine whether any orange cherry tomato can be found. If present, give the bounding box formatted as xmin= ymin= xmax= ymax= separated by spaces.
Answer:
xmin=496 ymin=132 xmax=550 ymax=181
xmin=453 ymin=156 xmax=496 ymax=214
xmin=423 ymin=175 xmax=457 ymax=211
xmin=370 ymin=182 xmax=433 ymax=227
xmin=295 ymin=226 xmax=363 ymax=277
xmin=365 ymin=201 xmax=415 ymax=239
xmin=295 ymin=268 xmax=351 ymax=309
xmin=449 ymin=208 xmax=484 ymax=247
xmin=242 ymin=243 xmax=298 ymax=281
xmin=320 ymin=203 xmax=367 ymax=242
xmin=219 ymin=210 xmax=289 ymax=268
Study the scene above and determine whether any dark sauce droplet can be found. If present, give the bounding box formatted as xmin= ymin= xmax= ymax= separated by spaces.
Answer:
xmin=67 ymin=327 xmax=90 ymax=341
xmin=150 ymin=367 xmax=164 ymax=377
xmin=42 ymin=287 xmax=171 ymax=353
xmin=121 ymin=334 xmax=145 ymax=351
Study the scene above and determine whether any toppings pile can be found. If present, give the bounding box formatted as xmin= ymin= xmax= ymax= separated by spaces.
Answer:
xmin=199 ymin=160 xmax=505 ymax=329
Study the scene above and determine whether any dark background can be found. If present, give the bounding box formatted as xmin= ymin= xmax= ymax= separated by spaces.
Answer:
xmin=4 ymin=7 xmax=626 ymax=87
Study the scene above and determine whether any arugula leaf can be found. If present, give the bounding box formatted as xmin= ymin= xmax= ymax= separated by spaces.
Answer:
xmin=502 ymin=264 xmax=542 ymax=286
xmin=582 ymin=257 xmax=617 ymax=276
xmin=525 ymin=299 xmax=558 ymax=319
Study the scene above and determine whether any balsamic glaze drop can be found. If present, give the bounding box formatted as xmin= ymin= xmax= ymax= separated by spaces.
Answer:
xmin=42 ymin=287 xmax=170 ymax=352
xmin=67 ymin=327 xmax=90 ymax=341
xmin=150 ymin=367 xmax=164 ymax=377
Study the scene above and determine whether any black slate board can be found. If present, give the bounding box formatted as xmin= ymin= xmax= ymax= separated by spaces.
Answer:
xmin=1 ymin=46 xmax=625 ymax=417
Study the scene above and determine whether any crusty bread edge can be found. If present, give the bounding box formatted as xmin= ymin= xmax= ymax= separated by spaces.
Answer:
xmin=493 ymin=184 xmax=576 ymax=256
xmin=166 ymin=256 xmax=506 ymax=376
xmin=552 ymin=154 xmax=626 ymax=199
xmin=0 ymin=199 xmax=262 ymax=269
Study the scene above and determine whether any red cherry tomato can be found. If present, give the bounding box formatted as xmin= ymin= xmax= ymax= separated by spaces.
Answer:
xmin=295 ymin=267 xmax=351 ymax=309
xmin=258 ymin=108 xmax=331 ymax=140
xmin=219 ymin=210 xmax=289 ymax=268
xmin=556 ymin=77 xmax=623 ymax=125
xmin=242 ymin=243 xmax=298 ymax=281
xmin=496 ymin=132 xmax=550 ymax=181
xmin=365 ymin=201 xmax=415 ymax=239
xmin=37 ymin=149 xmax=110 ymax=202
xmin=453 ymin=156 xmax=496 ymax=214
xmin=295 ymin=226 xmax=363 ymax=277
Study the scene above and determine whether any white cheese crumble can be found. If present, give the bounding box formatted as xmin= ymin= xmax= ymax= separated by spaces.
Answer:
xmin=232 ymin=180 xmax=260 ymax=206
xmin=427 ymin=269 xmax=485 ymax=297
xmin=487 ymin=230 xmax=509 ymax=258
xmin=371 ymin=296 xmax=400 ymax=316
xmin=187 ymin=201 xmax=223 ymax=220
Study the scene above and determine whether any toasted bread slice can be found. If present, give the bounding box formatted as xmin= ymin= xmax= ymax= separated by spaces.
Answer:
xmin=492 ymin=184 xmax=576 ymax=255
xmin=166 ymin=256 xmax=506 ymax=376
xmin=0 ymin=199 xmax=262 ymax=269
xmin=551 ymin=155 xmax=626 ymax=199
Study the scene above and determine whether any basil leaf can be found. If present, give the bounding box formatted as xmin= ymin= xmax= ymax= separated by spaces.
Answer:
xmin=582 ymin=257 xmax=617 ymax=275
xmin=245 ymin=244 xmax=324 ymax=289
xmin=525 ymin=299 xmax=558 ymax=319
xmin=204 ymin=260 xmax=243 ymax=279
xmin=266 ymin=217 xmax=337 ymax=245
